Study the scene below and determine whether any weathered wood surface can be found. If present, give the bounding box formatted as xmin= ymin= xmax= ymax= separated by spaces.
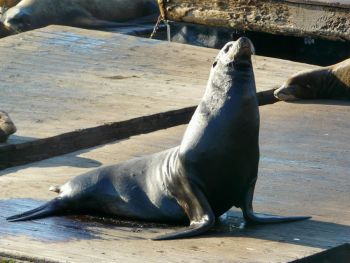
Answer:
xmin=0 ymin=25 xmax=317 ymax=169
xmin=160 ymin=0 xmax=350 ymax=41
xmin=0 ymin=101 xmax=349 ymax=262
xmin=287 ymin=0 xmax=350 ymax=8
xmin=0 ymin=107 xmax=194 ymax=170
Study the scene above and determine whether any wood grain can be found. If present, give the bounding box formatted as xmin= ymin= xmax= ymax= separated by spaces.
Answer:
xmin=161 ymin=0 xmax=350 ymax=41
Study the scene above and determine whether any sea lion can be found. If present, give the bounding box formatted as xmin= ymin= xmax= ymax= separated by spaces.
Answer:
xmin=0 ymin=0 xmax=158 ymax=37
xmin=7 ymin=37 xmax=310 ymax=240
xmin=274 ymin=58 xmax=350 ymax=101
xmin=0 ymin=111 xmax=16 ymax=143
xmin=0 ymin=0 xmax=20 ymax=13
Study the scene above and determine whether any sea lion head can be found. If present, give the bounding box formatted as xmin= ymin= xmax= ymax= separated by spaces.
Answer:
xmin=1 ymin=6 xmax=31 ymax=33
xmin=0 ymin=111 xmax=16 ymax=142
xmin=274 ymin=72 xmax=316 ymax=101
xmin=214 ymin=37 xmax=255 ymax=68
xmin=207 ymin=37 xmax=255 ymax=100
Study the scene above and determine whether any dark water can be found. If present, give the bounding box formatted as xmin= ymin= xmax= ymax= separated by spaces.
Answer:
xmin=167 ymin=22 xmax=350 ymax=66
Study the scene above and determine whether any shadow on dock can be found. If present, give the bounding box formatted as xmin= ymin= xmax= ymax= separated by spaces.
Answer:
xmin=1 ymin=199 xmax=348 ymax=249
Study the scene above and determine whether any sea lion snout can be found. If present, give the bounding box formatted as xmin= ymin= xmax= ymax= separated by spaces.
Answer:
xmin=2 ymin=7 xmax=31 ymax=32
xmin=220 ymin=37 xmax=255 ymax=65
xmin=0 ymin=111 xmax=16 ymax=142
xmin=237 ymin=37 xmax=253 ymax=49
xmin=235 ymin=37 xmax=255 ymax=56
xmin=274 ymin=85 xmax=298 ymax=101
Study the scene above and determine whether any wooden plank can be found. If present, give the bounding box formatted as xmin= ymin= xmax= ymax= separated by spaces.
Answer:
xmin=0 ymin=25 xmax=317 ymax=169
xmin=0 ymin=101 xmax=349 ymax=262
xmin=0 ymin=25 xmax=315 ymax=142
xmin=160 ymin=0 xmax=350 ymax=41
xmin=286 ymin=0 xmax=350 ymax=8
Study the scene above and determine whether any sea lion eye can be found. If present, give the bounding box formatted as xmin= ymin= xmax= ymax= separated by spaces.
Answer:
xmin=224 ymin=44 xmax=232 ymax=53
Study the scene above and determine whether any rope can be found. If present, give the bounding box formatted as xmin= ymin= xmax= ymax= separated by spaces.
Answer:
xmin=149 ymin=15 xmax=163 ymax=39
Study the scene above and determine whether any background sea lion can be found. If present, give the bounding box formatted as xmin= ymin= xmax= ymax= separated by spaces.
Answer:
xmin=7 ymin=37 xmax=309 ymax=240
xmin=0 ymin=110 xmax=16 ymax=143
xmin=0 ymin=0 xmax=158 ymax=37
xmin=274 ymin=58 xmax=350 ymax=101
xmin=0 ymin=0 xmax=20 ymax=13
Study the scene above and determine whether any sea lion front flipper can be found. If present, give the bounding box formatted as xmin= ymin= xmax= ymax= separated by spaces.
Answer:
xmin=242 ymin=181 xmax=311 ymax=225
xmin=153 ymin=184 xmax=215 ymax=240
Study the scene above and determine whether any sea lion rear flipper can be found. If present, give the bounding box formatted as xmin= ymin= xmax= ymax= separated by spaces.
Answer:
xmin=6 ymin=198 xmax=65 ymax=222
xmin=153 ymin=184 xmax=215 ymax=240
xmin=242 ymin=181 xmax=311 ymax=224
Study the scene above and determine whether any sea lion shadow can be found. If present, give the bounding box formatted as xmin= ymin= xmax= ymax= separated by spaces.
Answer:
xmin=0 ymin=198 xmax=176 ymax=242
xmin=206 ymin=210 xmax=350 ymax=249
xmin=0 ymin=145 xmax=102 ymax=175
xmin=1 ymin=134 xmax=39 ymax=145
xmin=3 ymin=199 xmax=348 ymax=246
xmin=0 ymin=199 xmax=100 ymax=242
xmin=284 ymin=99 xmax=350 ymax=106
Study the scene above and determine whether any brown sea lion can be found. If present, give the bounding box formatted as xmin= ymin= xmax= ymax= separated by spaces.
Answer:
xmin=7 ymin=38 xmax=309 ymax=240
xmin=0 ymin=0 xmax=20 ymax=12
xmin=0 ymin=0 xmax=158 ymax=37
xmin=274 ymin=58 xmax=350 ymax=101
xmin=0 ymin=111 xmax=16 ymax=143
xmin=0 ymin=0 xmax=20 ymax=19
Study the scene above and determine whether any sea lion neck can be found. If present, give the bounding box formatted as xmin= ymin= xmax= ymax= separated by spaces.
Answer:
xmin=178 ymin=39 xmax=258 ymax=163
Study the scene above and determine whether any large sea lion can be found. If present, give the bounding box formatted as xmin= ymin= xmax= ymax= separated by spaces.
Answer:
xmin=0 ymin=0 xmax=158 ymax=37
xmin=7 ymin=37 xmax=309 ymax=240
xmin=0 ymin=111 xmax=16 ymax=143
xmin=274 ymin=58 xmax=350 ymax=101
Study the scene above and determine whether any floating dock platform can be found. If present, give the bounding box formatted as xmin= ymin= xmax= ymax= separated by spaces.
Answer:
xmin=159 ymin=0 xmax=350 ymax=41
xmin=0 ymin=25 xmax=349 ymax=262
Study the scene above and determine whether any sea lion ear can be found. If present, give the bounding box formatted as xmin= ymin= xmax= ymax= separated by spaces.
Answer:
xmin=212 ymin=61 xmax=218 ymax=68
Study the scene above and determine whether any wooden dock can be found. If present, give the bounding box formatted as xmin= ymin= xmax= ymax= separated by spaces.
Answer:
xmin=0 ymin=26 xmax=349 ymax=262
xmin=1 ymin=102 xmax=349 ymax=262
xmin=0 ymin=25 xmax=317 ymax=169
xmin=159 ymin=0 xmax=350 ymax=41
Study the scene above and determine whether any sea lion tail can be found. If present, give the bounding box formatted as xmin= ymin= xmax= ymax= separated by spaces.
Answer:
xmin=6 ymin=198 xmax=65 ymax=222
xmin=242 ymin=183 xmax=311 ymax=225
